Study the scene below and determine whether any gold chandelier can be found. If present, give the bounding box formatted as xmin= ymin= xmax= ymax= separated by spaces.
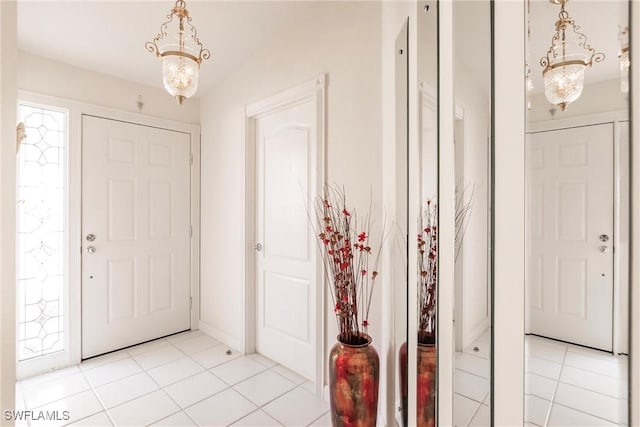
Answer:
xmin=540 ymin=0 xmax=604 ymax=111
xmin=146 ymin=0 xmax=211 ymax=105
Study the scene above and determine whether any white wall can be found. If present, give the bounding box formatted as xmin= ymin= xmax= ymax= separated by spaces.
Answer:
xmin=198 ymin=0 xmax=383 ymax=398
xmin=0 ymin=3 xmax=18 ymax=424
xmin=17 ymin=51 xmax=200 ymax=124
xmin=454 ymin=62 xmax=491 ymax=349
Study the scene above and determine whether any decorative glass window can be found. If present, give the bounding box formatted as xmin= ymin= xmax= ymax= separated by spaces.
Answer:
xmin=16 ymin=104 xmax=67 ymax=362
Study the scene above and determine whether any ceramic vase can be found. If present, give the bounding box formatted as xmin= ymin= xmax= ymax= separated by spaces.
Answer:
xmin=329 ymin=334 xmax=379 ymax=427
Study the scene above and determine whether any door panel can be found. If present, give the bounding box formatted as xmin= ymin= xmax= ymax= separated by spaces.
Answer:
xmin=82 ymin=116 xmax=191 ymax=358
xmin=527 ymin=123 xmax=614 ymax=351
xmin=256 ymin=100 xmax=317 ymax=381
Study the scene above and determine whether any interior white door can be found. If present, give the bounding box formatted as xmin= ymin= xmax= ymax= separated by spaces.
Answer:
xmin=255 ymin=100 xmax=317 ymax=381
xmin=82 ymin=116 xmax=191 ymax=358
xmin=526 ymin=123 xmax=614 ymax=351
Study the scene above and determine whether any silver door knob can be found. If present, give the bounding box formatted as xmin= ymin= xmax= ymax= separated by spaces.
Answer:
xmin=86 ymin=246 xmax=96 ymax=254
xmin=600 ymin=246 xmax=610 ymax=253
xmin=599 ymin=234 xmax=610 ymax=242
xmin=86 ymin=233 xmax=96 ymax=242
xmin=254 ymin=243 xmax=263 ymax=252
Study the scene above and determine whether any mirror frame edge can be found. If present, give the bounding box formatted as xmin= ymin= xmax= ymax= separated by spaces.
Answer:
xmin=631 ymin=0 xmax=639 ymax=424
xmin=0 ymin=0 xmax=18 ymax=418
xmin=491 ymin=1 xmax=526 ymax=425
xmin=436 ymin=0 xmax=455 ymax=426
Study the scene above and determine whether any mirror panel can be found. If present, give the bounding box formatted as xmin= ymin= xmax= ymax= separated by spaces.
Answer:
xmin=452 ymin=2 xmax=492 ymax=426
xmin=394 ymin=17 xmax=408 ymax=427
xmin=525 ymin=0 xmax=630 ymax=425
xmin=411 ymin=1 xmax=439 ymax=426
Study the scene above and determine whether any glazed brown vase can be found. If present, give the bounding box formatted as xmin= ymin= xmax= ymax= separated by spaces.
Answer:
xmin=329 ymin=334 xmax=379 ymax=427
xmin=399 ymin=342 xmax=436 ymax=427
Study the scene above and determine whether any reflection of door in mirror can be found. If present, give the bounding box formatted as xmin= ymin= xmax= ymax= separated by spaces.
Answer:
xmin=525 ymin=0 xmax=630 ymax=425
xmin=452 ymin=1 xmax=492 ymax=426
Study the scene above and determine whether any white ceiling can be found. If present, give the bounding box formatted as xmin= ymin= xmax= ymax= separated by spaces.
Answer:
xmin=17 ymin=1 xmax=322 ymax=97
xmin=18 ymin=1 xmax=630 ymax=99
xmin=527 ymin=0 xmax=629 ymax=94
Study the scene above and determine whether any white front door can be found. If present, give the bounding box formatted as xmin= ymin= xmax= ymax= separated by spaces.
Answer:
xmin=526 ymin=123 xmax=614 ymax=351
xmin=81 ymin=116 xmax=191 ymax=358
xmin=255 ymin=100 xmax=318 ymax=381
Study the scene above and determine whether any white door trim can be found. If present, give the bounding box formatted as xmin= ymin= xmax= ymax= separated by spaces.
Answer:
xmin=16 ymin=90 xmax=201 ymax=368
xmin=242 ymin=75 xmax=326 ymax=396
xmin=526 ymin=112 xmax=630 ymax=354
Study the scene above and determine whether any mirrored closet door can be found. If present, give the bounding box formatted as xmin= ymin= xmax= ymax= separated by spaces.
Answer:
xmin=411 ymin=2 xmax=494 ymax=425
xmin=524 ymin=0 xmax=631 ymax=425
xmin=451 ymin=2 xmax=492 ymax=426
xmin=404 ymin=2 xmax=440 ymax=426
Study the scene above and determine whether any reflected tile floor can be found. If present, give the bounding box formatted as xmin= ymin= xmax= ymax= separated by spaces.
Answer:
xmin=524 ymin=335 xmax=628 ymax=427
xmin=15 ymin=331 xmax=329 ymax=427
xmin=454 ymin=328 xmax=491 ymax=427
xmin=454 ymin=332 xmax=628 ymax=427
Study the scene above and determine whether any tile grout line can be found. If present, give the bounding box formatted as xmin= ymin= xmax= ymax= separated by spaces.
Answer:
xmin=454 ymin=365 xmax=491 ymax=381
xmin=555 ymin=377 xmax=629 ymax=400
xmin=70 ymin=363 xmax=116 ymax=427
xmin=453 ymin=389 xmax=488 ymax=407
xmin=453 ymin=366 xmax=490 ymax=381
xmin=543 ymin=345 xmax=567 ymax=427
xmin=465 ymin=404 xmax=484 ymax=427
xmin=127 ymin=348 xmax=199 ymax=427
xmin=548 ymin=400 xmax=626 ymax=426
xmin=147 ymin=409 xmax=186 ymax=427
xmin=305 ymin=409 xmax=330 ymax=427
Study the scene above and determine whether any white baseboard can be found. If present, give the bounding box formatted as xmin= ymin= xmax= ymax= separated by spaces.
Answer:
xmin=463 ymin=318 xmax=490 ymax=349
xmin=198 ymin=320 xmax=243 ymax=353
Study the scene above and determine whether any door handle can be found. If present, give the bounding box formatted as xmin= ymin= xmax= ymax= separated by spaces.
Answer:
xmin=600 ymin=245 xmax=610 ymax=253
xmin=254 ymin=243 xmax=263 ymax=252
xmin=86 ymin=246 xmax=96 ymax=254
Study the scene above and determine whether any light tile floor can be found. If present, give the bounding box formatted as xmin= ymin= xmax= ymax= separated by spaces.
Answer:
xmin=16 ymin=330 xmax=629 ymax=427
xmin=15 ymin=330 xmax=329 ymax=427
xmin=453 ymin=330 xmax=629 ymax=427
xmin=524 ymin=334 xmax=628 ymax=427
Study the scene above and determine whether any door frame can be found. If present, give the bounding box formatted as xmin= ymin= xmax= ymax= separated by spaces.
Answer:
xmin=17 ymin=90 xmax=201 ymax=373
xmin=241 ymin=75 xmax=326 ymax=396
xmin=526 ymin=110 xmax=629 ymax=354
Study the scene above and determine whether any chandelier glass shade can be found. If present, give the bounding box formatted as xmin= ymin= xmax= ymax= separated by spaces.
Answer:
xmin=540 ymin=0 xmax=604 ymax=111
xmin=543 ymin=54 xmax=586 ymax=110
xmin=146 ymin=1 xmax=211 ymax=105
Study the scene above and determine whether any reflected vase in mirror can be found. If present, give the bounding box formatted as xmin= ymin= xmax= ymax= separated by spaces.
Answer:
xmin=314 ymin=186 xmax=383 ymax=427
xmin=400 ymin=200 xmax=438 ymax=427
